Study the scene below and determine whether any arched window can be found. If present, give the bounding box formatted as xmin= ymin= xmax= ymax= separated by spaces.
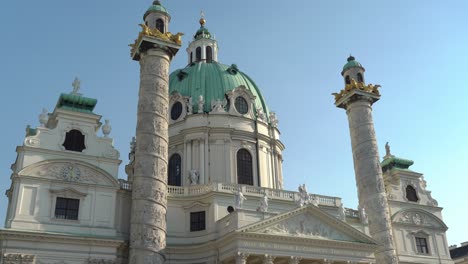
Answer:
xmin=156 ymin=19 xmax=165 ymax=33
xmin=190 ymin=52 xmax=193 ymax=64
xmin=357 ymin=72 xmax=364 ymax=83
xmin=196 ymin=47 xmax=201 ymax=62
xmin=63 ymin=129 xmax=86 ymax=152
xmin=168 ymin=154 xmax=182 ymax=186
xmin=206 ymin=46 xmax=213 ymax=63
xmin=237 ymin=149 xmax=253 ymax=185
xmin=345 ymin=75 xmax=351 ymax=85
xmin=406 ymin=185 xmax=419 ymax=202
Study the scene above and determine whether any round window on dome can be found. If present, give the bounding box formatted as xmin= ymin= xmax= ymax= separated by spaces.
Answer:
xmin=171 ymin=102 xmax=183 ymax=120
xmin=235 ymin=96 xmax=248 ymax=115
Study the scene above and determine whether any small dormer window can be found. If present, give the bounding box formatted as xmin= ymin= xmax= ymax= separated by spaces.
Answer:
xmin=235 ymin=96 xmax=248 ymax=114
xmin=406 ymin=185 xmax=419 ymax=202
xmin=206 ymin=46 xmax=213 ymax=63
xmin=156 ymin=19 xmax=165 ymax=33
xmin=63 ymin=129 xmax=85 ymax=152
xmin=357 ymin=72 xmax=364 ymax=82
xmin=196 ymin=47 xmax=201 ymax=62
xmin=345 ymin=75 xmax=351 ymax=85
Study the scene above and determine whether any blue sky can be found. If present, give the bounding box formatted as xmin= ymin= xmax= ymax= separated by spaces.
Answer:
xmin=0 ymin=0 xmax=467 ymax=245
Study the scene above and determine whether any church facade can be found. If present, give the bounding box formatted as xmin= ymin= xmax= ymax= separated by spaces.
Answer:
xmin=0 ymin=1 xmax=454 ymax=264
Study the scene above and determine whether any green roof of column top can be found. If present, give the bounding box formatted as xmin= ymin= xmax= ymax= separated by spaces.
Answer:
xmin=342 ymin=55 xmax=363 ymax=71
xmin=169 ymin=62 xmax=270 ymax=119
xmin=381 ymin=156 xmax=415 ymax=173
xmin=56 ymin=93 xmax=97 ymax=114
xmin=194 ymin=26 xmax=211 ymax=40
xmin=144 ymin=0 xmax=169 ymax=20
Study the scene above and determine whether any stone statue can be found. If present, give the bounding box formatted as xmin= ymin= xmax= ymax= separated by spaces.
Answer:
xmin=187 ymin=97 xmax=193 ymax=115
xmin=385 ymin=142 xmax=392 ymax=157
xmin=197 ymin=95 xmax=204 ymax=114
xmin=297 ymin=184 xmax=310 ymax=207
xmin=310 ymin=194 xmax=319 ymax=207
xmin=102 ymin=119 xmax=112 ymax=137
xmin=256 ymin=107 xmax=266 ymax=121
xmin=39 ymin=108 xmax=48 ymax=127
xmin=257 ymin=193 xmax=269 ymax=212
xmin=72 ymin=77 xmax=81 ymax=95
xmin=359 ymin=206 xmax=368 ymax=224
xmin=269 ymin=112 xmax=279 ymax=127
xmin=234 ymin=188 xmax=247 ymax=209
xmin=211 ymin=98 xmax=227 ymax=113
xmin=189 ymin=169 xmax=199 ymax=185
xmin=338 ymin=204 xmax=346 ymax=221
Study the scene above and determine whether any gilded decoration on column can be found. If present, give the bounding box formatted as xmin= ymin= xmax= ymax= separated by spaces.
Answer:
xmin=129 ymin=24 xmax=183 ymax=55
xmin=332 ymin=79 xmax=381 ymax=103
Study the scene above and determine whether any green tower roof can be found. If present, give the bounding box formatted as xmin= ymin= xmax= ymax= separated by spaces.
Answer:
xmin=342 ymin=55 xmax=363 ymax=71
xmin=56 ymin=93 xmax=97 ymax=114
xmin=169 ymin=62 xmax=270 ymax=118
xmin=381 ymin=156 xmax=415 ymax=173
xmin=144 ymin=0 xmax=169 ymax=19
xmin=194 ymin=26 xmax=211 ymax=40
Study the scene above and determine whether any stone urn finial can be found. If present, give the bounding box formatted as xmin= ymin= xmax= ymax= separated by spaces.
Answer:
xmin=39 ymin=108 xmax=48 ymax=127
xmin=102 ymin=119 xmax=112 ymax=137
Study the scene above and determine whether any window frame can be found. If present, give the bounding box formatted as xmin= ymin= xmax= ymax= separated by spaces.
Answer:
xmin=49 ymin=188 xmax=86 ymax=222
xmin=190 ymin=211 xmax=206 ymax=232
xmin=196 ymin=47 xmax=202 ymax=62
xmin=237 ymin=148 xmax=254 ymax=186
xmin=54 ymin=197 xmax=80 ymax=220
xmin=412 ymin=231 xmax=431 ymax=255
xmin=168 ymin=153 xmax=182 ymax=186
xmin=234 ymin=96 xmax=249 ymax=115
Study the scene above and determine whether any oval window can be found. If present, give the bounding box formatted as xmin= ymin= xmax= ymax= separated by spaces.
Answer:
xmin=171 ymin=102 xmax=183 ymax=120
xmin=235 ymin=97 xmax=248 ymax=114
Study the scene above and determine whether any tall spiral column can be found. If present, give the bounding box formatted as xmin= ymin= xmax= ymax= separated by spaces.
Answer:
xmin=129 ymin=21 xmax=182 ymax=263
xmin=334 ymin=78 xmax=399 ymax=263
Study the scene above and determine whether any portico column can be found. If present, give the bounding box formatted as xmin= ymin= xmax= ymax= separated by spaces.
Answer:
xmin=236 ymin=252 xmax=249 ymax=264
xmin=199 ymin=138 xmax=205 ymax=184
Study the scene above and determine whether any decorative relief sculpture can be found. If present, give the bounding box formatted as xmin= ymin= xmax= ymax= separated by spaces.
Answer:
xmin=234 ymin=188 xmax=247 ymax=209
xmin=197 ymin=95 xmax=205 ymax=113
xmin=3 ymin=254 xmax=35 ymax=263
xmin=102 ymin=119 xmax=112 ymax=137
xmin=189 ymin=169 xmax=199 ymax=185
xmin=269 ymin=112 xmax=279 ymax=127
xmin=211 ymin=98 xmax=227 ymax=113
xmin=257 ymin=193 xmax=269 ymax=212
xmin=39 ymin=108 xmax=49 ymax=127
xmin=263 ymin=212 xmax=350 ymax=241
xmin=60 ymin=163 xmax=82 ymax=182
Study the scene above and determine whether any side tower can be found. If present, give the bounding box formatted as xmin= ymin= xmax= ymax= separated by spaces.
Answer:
xmin=333 ymin=56 xmax=399 ymax=263
xmin=129 ymin=1 xmax=182 ymax=263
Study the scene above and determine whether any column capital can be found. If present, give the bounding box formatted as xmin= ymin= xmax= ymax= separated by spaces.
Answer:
xmin=289 ymin=256 xmax=302 ymax=264
xmin=263 ymin=254 xmax=276 ymax=264
xmin=236 ymin=252 xmax=249 ymax=264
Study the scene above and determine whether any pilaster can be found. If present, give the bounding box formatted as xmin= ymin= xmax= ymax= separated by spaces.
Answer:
xmin=235 ymin=252 xmax=249 ymax=264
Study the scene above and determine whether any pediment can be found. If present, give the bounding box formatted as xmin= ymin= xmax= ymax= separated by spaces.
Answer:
xmin=391 ymin=208 xmax=447 ymax=230
xmin=19 ymin=160 xmax=119 ymax=188
xmin=239 ymin=205 xmax=376 ymax=244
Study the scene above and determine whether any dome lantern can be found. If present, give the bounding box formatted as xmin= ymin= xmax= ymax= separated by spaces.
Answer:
xmin=186 ymin=12 xmax=218 ymax=64
xmin=143 ymin=0 xmax=171 ymax=34
xmin=341 ymin=55 xmax=366 ymax=85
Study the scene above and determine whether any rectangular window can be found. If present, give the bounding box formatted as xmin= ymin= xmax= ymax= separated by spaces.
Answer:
xmin=190 ymin=211 xmax=206 ymax=232
xmin=55 ymin=197 xmax=79 ymax=220
xmin=416 ymin=237 xmax=429 ymax=254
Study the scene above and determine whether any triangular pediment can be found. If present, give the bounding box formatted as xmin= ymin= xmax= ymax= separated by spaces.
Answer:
xmin=239 ymin=205 xmax=376 ymax=244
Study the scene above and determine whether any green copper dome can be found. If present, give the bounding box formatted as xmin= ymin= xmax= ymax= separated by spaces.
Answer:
xmin=342 ymin=56 xmax=363 ymax=71
xmin=144 ymin=1 xmax=169 ymax=19
xmin=169 ymin=63 xmax=270 ymax=117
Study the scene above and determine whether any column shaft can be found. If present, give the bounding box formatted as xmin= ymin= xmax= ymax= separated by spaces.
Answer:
xmin=129 ymin=49 xmax=171 ymax=264
xmin=346 ymin=100 xmax=398 ymax=264
xmin=199 ymin=139 xmax=205 ymax=184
